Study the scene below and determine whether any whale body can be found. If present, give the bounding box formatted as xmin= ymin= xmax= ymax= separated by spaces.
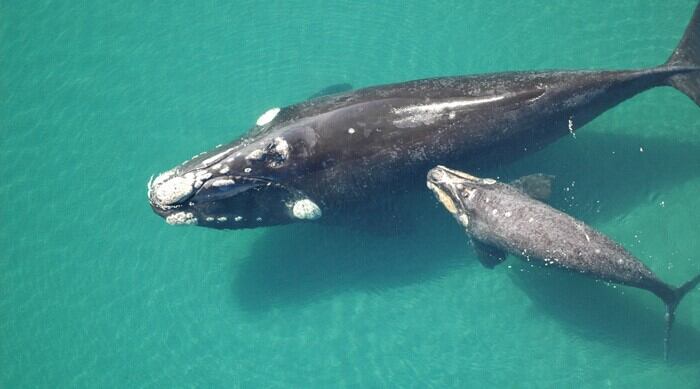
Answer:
xmin=426 ymin=165 xmax=700 ymax=360
xmin=148 ymin=4 xmax=700 ymax=230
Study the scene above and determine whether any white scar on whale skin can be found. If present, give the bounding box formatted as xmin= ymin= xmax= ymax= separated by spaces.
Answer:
xmin=393 ymin=95 xmax=506 ymax=127
xmin=394 ymin=95 xmax=507 ymax=115
xmin=256 ymin=107 xmax=280 ymax=126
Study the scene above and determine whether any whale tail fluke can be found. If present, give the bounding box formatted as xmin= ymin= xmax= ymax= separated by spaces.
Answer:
xmin=662 ymin=273 xmax=700 ymax=361
xmin=665 ymin=2 xmax=700 ymax=106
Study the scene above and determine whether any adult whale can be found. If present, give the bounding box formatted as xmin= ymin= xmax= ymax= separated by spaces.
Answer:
xmin=425 ymin=165 xmax=700 ymax=360
xmin=148 ymin=4 xmax=700 ymax=229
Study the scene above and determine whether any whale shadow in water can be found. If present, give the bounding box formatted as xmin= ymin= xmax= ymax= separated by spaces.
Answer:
xmin=496 ymin=127 xmax=700 ymax=224
xmin=232 ymin=130 xmax=700 ymax=316
xmin=507 ymin=264 xmax=700 ymax=364
xmin=231 ymin=194 xmax=475 ymax=312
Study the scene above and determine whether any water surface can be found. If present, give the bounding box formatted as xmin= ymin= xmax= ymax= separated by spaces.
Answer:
xmin=1 ymin=1 xmax=699 ymax=387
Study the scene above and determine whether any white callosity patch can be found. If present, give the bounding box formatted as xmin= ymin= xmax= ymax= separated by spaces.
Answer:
xmin=165 ymin=212 xmax=197 ymax=225
xmin=211 ymin=178 xmax=236 ymax=187
xmin=200 ymin=148 xmax=234 ymax=168
xmin=393 ymin=95 xmax=506 ymax=127
xmin=246 ymin=138 xmax=291 ymax=167
xmin=196 ymin=171 xmax=212 ymax=181
xmin=256 ymin=107 xmax=281 ymax=126
xmin=219 ymin=166 xmax=230 ymax=174
xmin=272 ymin=137 xmax=289 ymax=159
xmin=152 ymin=174 xmax=195 ymax=206
xmin=568 ymin=116 xmax=576 ymax=138
xmin=458 ymin=214 xmax=469 ymax=227
xmin=193 ymin=171 xmax=212 ymax=189
xmin=151 ymin=170 xmax=174 ymax=188
xmin=291 ymin=199 xmax=322 ymax=220
xmin=267 ymin=137 xmax=290 ymax=168
xmin=246 ymin=149 xmax=264 ymax=161
xmin=481 ymin=178 xmax=496 ymax=185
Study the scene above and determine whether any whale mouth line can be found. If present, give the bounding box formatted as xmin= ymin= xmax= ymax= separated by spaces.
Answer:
xmin=148 ymin=171 xmax=304 ymax=229
xmin=190 ymin=175 xmax=285 ymax=205
xmin=427 ymin=181 xmax=459 ymax=214
xmin=433 ymin=165 xmax=480 ymax=182
xmin=147 ymin=169 xmax=276 ymax=211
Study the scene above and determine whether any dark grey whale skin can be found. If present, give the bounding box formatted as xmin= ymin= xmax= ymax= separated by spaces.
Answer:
xmin=426 ymin=165 xmax=700 ymax=360
xmin=147 ymin=4 xmax=700 ymax=230
xmin=147 ymin=67 xmax=694 ymax=229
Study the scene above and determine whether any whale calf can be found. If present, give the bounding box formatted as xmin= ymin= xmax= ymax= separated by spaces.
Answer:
xmin=426 ymin=165 xmax=700 ymax=359
xmin=148 ymin=5 xmax=700 ymax=230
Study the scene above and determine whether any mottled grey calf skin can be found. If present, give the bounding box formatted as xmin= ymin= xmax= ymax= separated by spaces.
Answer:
xmin=426 ymin=165 xmax=700 ymax=360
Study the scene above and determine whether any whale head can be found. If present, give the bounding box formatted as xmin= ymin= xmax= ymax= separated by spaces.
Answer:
xmin=426 ymin=165 xmax=500 ymax=229
xmin=147 ymin=111 xmax=323 ymax=230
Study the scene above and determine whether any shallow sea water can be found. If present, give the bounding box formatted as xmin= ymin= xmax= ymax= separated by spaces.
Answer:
xmin=2 ymin=1 xmax=700 ymax=387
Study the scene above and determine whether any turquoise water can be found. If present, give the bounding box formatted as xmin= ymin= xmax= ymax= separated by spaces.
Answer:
xmin=2 ymin=1 xmax=700 ymax=387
